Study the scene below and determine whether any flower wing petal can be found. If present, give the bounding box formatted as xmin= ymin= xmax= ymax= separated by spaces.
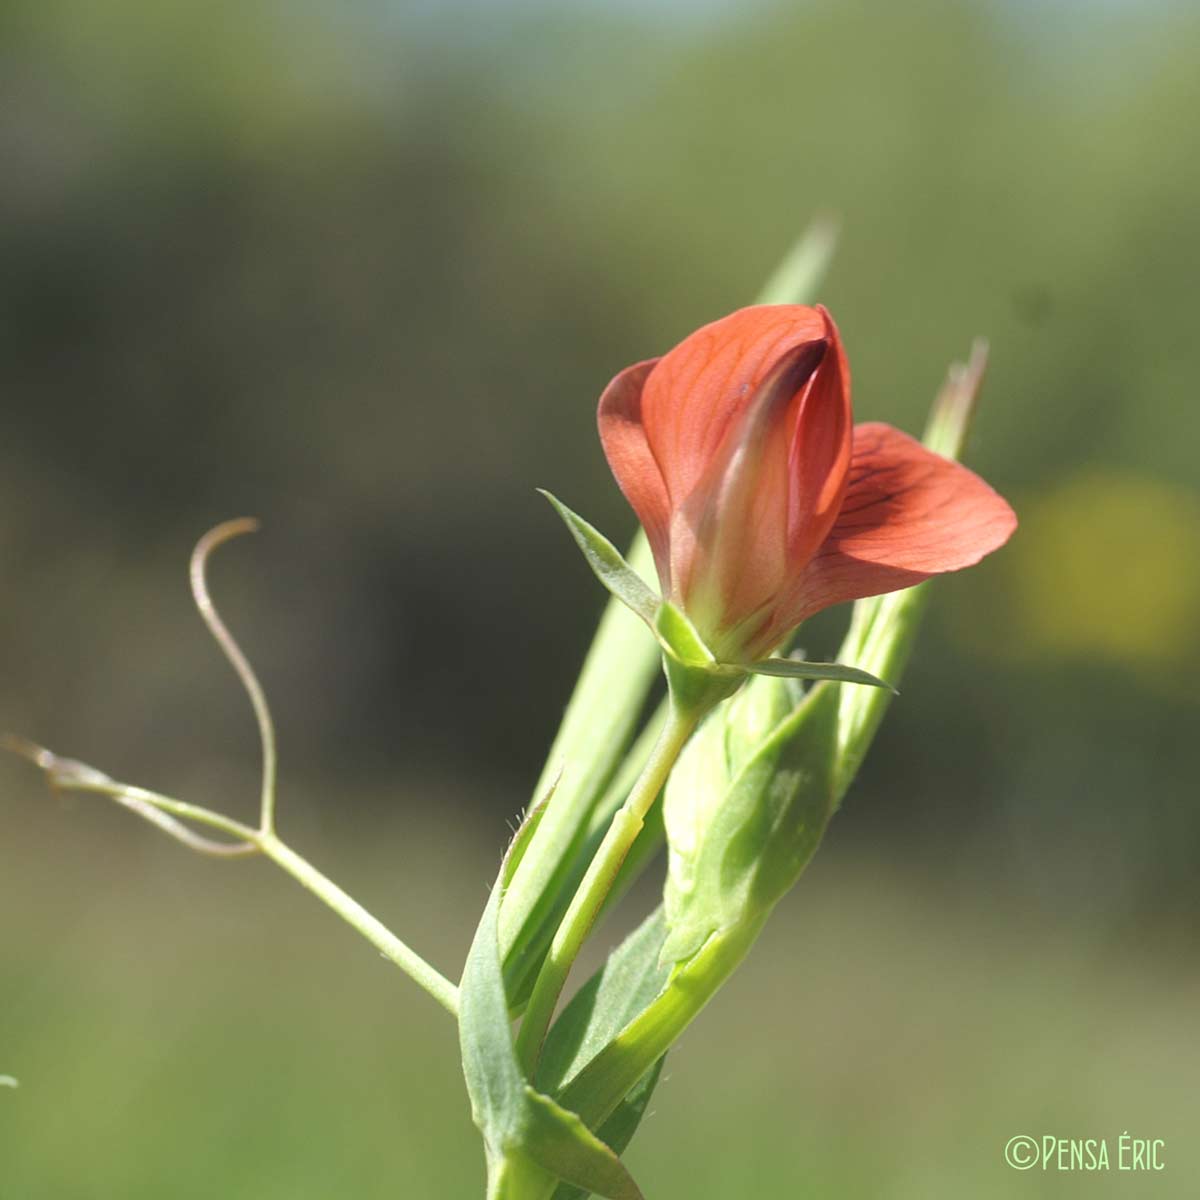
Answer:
xmin=781 ymin=421 xmax=1017 ymax=627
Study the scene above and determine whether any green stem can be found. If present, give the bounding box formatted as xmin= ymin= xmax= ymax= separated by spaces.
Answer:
xmin=514 ymin=701 xmax=701 ymax=1076
xmin=58 ymin=778 xmax=259 ymax=844
xmin=51 ymin=775 xmax=459 ymax=1015
xmin=257 ymin=832 xmax=460 ymax=1017
xmin=497 ymin=919 xmax=767 ymax=1200
xmin=485 ymin=1153 xmax=554 ymax=1200
xmin=500 ymin=532 xmax=661 ymax=997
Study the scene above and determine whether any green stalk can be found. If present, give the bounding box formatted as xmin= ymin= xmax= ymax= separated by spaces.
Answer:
xmin=514 ymin=701 xmax=701 ymax=1076
xmin=499 ymin=533 xmax=662 ymax=1002
xmin=497 ymin=918 xmax=769 ymax=1200
xmin=485 ymin=1155 xmax=551 ymax=1200
xmin=11 ymin=746 xmax=461 ymax=1018
xmin=258 ymin=832 xmax=460 ymax=1017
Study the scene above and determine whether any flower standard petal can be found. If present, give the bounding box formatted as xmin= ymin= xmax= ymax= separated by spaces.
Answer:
xmin=638 ymin=305 xmax=829 ymax=508
xmin=598 ymin=304 xmax=856 ymax=664
xmin=597 ymin=359 xmax=670 ymax=587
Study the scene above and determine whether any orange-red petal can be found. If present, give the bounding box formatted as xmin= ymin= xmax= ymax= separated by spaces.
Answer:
xmin=780 ymin=421 xmax=1017 ymax=628
xmin=639 ymin=305 xmax=830 ymax=508
xmin=784 ymin=306 xmax=852 ymax=569
xmin=596 ymin=358 xmax=671 ymax=585
xmin=679 ymin=336 xmax=832 ymax=641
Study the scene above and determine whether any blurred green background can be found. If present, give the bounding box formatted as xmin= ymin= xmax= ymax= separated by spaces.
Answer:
xmin=2 ymin=0 xmax=1198 ymax=1195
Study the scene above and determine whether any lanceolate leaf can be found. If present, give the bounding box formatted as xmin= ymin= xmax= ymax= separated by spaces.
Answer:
xmin=499 ymin=533 xmax=661 ymax=1008
xmin=539 ymin=491 xmax=660 ymax=629
xmin=460 ymin=808 xmax=646 ymax=1200
xmin=754 ymin=215 xmax=840 ymax=307
xmin=540 ymin=911 xmax=672 ymax=1200
xmin=747 ymin=656 xmax=895 ymax=691
xmin=521 ymin=1089 xmax=643 ymax=1200
xmin=538 ymin=909 xmax=671 ymax=1096
xmin=460 ymin=817 xmax=545 ymax=1153
xmin=548 ymin=1063 xmax=664 ymax=1200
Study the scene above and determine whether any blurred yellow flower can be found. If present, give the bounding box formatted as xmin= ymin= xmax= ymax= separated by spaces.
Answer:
xmin=1008 ymin=470 xmax=1200 ymax=671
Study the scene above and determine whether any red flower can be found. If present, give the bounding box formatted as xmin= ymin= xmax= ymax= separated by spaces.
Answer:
xmin=598 ymin=304 xmax=1016 ymax=662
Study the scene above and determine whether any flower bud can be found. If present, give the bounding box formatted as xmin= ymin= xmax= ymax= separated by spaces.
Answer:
xmin=661 ymin=671 xmax=839 ymax=965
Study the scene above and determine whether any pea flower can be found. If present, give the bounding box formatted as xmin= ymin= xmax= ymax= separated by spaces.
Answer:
xmin=598 ymin=304 xmax=1016 ymax=662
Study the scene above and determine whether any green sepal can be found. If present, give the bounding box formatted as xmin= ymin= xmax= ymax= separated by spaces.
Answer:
xmin=653 ymin=603 xmax=714 ymax=667
xmin=653 ymin=604 xmax=744 ymax=714
xmin=540 ymin=495 xmax=749 ymax=718
xmin=539 ymin=491 xmax=660 ymax=628
xmin=460 ymin=803 xmax=646 ymax=1200
xmin=747 ymin=656 xmax=895 ymax=692
xmin=538 ymin=496 xmax=891 ymax=710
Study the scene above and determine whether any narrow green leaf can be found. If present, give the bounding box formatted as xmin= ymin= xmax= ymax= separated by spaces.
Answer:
xmin=500 ymin=534 xmax=660 ymax=1008
xmin=521 ymin=1089 xmax=643 ymax=1200
xmin=460 ymin=817 xmax=546 ymax=1150
xmin=754 ymin=215 xmax=840 ymax=307
xmin=748 ymin=657 xmax=895 ymax=691
xmin=556 ymin=918 xmax=766 ymax=1136
xmin=460 ymin=808 xmax=646 ymax=1200
xmin=538 ymin=909 xmax=671 ymax=1095
xmin=540 ymin=911 xmax=671 ymax=1200
xmin=591 ymin=1061 xmax=662 ymax=1160
xmin=539 ymin=491 xmax=660 ymax=628
xmin=922 ymin=339 xmax=988 ymax=460
xmin=548 ymin=1061 xmax=664 ymax=1200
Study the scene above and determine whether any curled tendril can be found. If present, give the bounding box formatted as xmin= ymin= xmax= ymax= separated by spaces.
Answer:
xmin=189 ymin=518 xmax=278 ymax=835
xmin=4 ymin=516 xmax=278 ymax=856
xmin=5 ymin=523 xmax=462 ymax=1012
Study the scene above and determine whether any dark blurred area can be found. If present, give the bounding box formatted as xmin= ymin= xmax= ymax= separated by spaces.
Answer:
xmin=3 ymin=0 xmax=1198 ymax=1195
